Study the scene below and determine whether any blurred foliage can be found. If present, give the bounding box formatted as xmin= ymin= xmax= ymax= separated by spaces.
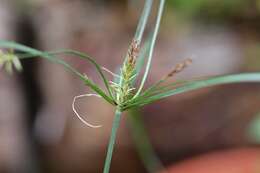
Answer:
xmin=248 ymin=113 xmax=260 ymax=143
xmin=245 ymin=44 xmax=260 ymax=71
xmin=166 ymin=0 xmax=260 ymax=21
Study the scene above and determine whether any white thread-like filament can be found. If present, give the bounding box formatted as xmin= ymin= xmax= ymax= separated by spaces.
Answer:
xmin=72 ymin=93 xmax=102 ymax=128
xmin=102 ymin=67 xmax=121 ymax=79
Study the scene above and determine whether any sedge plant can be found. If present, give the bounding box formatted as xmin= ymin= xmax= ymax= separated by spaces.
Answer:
xmin=1 ymin=0 xmax=260 ymax=172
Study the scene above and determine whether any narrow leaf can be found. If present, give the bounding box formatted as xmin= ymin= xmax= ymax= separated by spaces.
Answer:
xmin=127 ymin=73 xmax=260 ymax=109
xmin=49 ymin=49 xmax=114 ymax=99
xmin=18 ymin=49 xmax=114 ymax=99
xmin=0 ymin=41 xmax=115 ymax=105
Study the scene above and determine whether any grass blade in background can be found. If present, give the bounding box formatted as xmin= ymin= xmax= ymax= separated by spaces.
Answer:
xmin=128 ymin=108 xmax=165 ymax=173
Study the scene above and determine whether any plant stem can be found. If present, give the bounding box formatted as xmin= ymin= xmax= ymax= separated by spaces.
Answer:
xmin=134 ymin=0 xmax=154 ymax=43
xmin=103 ymin=109 xmax=122 ymax=173
xmin=128 ymin=108 xmax=165 ymax=173
xmin=134 ymin=0 xmax=166 ymax=98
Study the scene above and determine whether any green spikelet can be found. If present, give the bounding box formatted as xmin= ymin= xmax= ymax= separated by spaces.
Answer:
xmin=113 ymin=40 xmax=140 ymax=106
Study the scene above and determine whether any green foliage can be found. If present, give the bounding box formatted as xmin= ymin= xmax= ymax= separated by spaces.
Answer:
xmin=125 ymin=73 xmax=260 ymax=110
xmin=128 ymin=108 xmax=164 ymax=173
xmin=103 ymin=110 xmax=122 ymax=173
xmin=0 ymin=41 xmax=115 ymax=105
xmin=167 ymin=0 xmax=250 ymax=20
xmin=248 ymin=113 xmax=260 ymax=143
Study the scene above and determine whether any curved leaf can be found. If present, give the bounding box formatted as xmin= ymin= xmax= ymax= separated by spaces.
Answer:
xmin=0 ymin=40 xmax=115 ymax=105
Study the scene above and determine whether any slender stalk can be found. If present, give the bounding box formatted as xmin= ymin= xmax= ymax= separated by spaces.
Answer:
xmin=134 ymin=0 xmax=154 ymax=43
xmin=103 ymin=109 xmax=122 ymax=173
xmin=134 ymin=0 xmax=166 ymax=98
xmin=128 ymin=108 xmax=165 ymax=173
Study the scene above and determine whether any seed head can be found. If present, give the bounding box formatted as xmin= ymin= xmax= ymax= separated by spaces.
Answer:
xmin=167 ymin=58 xmax=192 ymax=77
xmin=116 ymin=40 xmax=140 ymax=105
xmin=127 ymin=39 xmax=140 ymax=68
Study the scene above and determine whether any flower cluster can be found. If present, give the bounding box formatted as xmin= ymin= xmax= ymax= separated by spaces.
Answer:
xmin=111 ymin=40 xmax=140 ymax=106
xmin=0 ymin=49 xmax=22 ymax=74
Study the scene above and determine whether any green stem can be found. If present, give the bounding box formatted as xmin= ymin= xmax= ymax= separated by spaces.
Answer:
xmin=103 ymin=109 xmax=122 ymax=173
xmin=134 ymin=0 xmax=154 ymax=42
xmin=128 ymin=108 xmax=164 ymax=173
xmin=134 ymin=0 xmax=166 ymax=99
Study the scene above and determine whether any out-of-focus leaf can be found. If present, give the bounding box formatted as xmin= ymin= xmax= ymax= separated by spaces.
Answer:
xmin=248 ymin=113 xmax=260 ymax=143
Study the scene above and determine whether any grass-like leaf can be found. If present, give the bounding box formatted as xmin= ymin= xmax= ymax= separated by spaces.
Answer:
xmin=18 ymin=49 xmax=114 ymax=99
xmin=127 ymin=73 xmax=260 ymax=109
xmin=0 ymin=41 xmax=115 ymax=105
xmin=48 ymin=49 xmax=114 ymax=99
xmin=132 ymin=75 xmax=220 ymax=104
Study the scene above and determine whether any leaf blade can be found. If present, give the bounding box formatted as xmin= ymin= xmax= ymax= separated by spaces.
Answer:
xmin=49 ymin=49 xmax=114 ymax=99
xmin=0 ymin=40 xmax=115 ymax=105
xmin=126 ymin=73 xmax=260 ymax=109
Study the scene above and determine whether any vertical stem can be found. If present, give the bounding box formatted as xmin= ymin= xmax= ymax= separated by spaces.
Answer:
xmin=128 ymin=108 xmax=165 ymax=173
xmin=134 ymin=0 xmax=166 ymax=98
xmin=103 ymin=109 xmax=122 ymax=173
xmin=134 ymin=0 xmax=154 ymax=43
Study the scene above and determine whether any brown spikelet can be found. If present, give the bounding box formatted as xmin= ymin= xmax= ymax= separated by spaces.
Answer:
xmin=127 ymin=39 xmax=140 ymax=66
xmin=167 ymin=58 xmax=192 ymax=77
